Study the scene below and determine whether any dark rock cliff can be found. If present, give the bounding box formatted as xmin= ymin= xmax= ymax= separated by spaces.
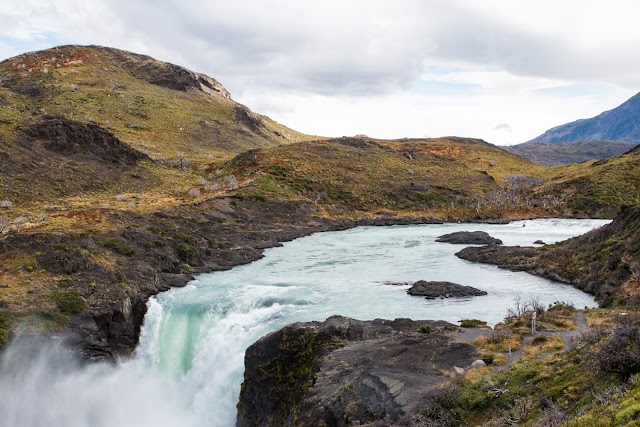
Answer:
xmin=237 ymin=316 xmax=477 ymax=427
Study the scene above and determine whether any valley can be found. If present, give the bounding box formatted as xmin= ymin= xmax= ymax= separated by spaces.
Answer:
xmin=1 ymin=45 xmax=639 ymax=426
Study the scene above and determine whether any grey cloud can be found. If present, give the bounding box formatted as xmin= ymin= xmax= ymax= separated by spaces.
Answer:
xmin=93 ymin=0 xmax=432 ymax=96
xmin=426 ymin=4 xmax=640 ymax=88
xmin=5 ymin=0 xmax=640 ymax=98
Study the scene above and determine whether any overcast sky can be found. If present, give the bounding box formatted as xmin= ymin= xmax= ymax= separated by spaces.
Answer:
xmin=2 ymin=1 xmax=639 ymax=145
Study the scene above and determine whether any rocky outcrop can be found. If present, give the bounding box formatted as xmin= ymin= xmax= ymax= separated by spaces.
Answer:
xmin=25 ymin=118 xmax=149 ymax=165
xmin=436 ymin=231 xmax=502 ymax=245
xmin=455 ymin=245 xmax=537 ymax=271
xmin=103 ymin=46 xmax=232 ymax=99
xmin=406 ymin=281 xmax=487 ymax=299
xmin=237 ymin=316 xmax=477 ymax=427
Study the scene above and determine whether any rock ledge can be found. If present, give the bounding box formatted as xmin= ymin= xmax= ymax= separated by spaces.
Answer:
xmin=237 ymin=316 xmax=477 ymax=427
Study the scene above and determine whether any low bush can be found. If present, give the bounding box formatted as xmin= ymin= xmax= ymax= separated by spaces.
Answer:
xmin=590 ymin=320 xmax=640 ymax=378
xmin=418 ymin=325 xmax=432 ymax=334
xmin=416 ymin=384 xmax=462 ymax=426
xmin=0 ymin=311 xmax=10 ymax=347
xmin=460 ymin=319 xmax=487 ymax=328
xmin=103 ymin=238 xmax=135 ymax=256
xmin=177 ymin=242 xmax=197 ymax=262
xmin=49 ymin=291 xmax=87 ymax=314
xmin=530 ymin=336 xmax=549 ymax=345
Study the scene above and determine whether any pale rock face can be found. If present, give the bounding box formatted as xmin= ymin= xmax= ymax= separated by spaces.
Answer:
xmin=470 ymin=359 xmax=487 ymax=369
xmin=195 ymin=73 xmax=231 ymax=100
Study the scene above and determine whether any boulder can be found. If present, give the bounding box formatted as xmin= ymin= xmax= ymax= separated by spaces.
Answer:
xmin=406 ymin=280 xmax=487 ymax=299
xmin=449 ymin=366 xmax=465 ymax=378
xmin=470 ymin=359 xmax=487 ymax=369
xmin=436 ymin=231 xmax=502 ymax=245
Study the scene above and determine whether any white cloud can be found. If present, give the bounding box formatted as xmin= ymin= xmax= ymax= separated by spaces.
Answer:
xmin=493 ymin=124 xmax=512 ymax=133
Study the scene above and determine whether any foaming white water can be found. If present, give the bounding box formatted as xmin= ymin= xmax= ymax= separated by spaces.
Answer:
xmin=0 ymin=219 xmax=609 ymax=426
xmin=0 ymin=337 xmax=200 ymax=427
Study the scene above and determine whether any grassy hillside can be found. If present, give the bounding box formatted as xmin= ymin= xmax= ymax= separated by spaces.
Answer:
xmin=408 ymin=307 xmax=640 ymax=426
xmin=0 ymin=45 xmax=310 ymax=162
xmin=536 ymin=146 xmax=640 ymax=217
xmin=0 ymin=45 xmax=314 ymax=231
xmin=220 ymin=137 xmax=542 ymax=218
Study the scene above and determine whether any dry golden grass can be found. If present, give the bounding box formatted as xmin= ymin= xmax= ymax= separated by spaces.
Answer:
xmin=523 ymin=335 xmax=565 ymax=357
xmin=585 ymin=308 xmax=639 ymax=327
xmin=474 ymin=332 xmax=523 ymax=353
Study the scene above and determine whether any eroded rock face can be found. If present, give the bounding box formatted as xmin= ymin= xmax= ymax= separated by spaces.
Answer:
xmin=237 ymin=316 xmax=477 ymax=427
xmin=406 ymin=280 xmax=487 ymax=299
xmin=436 ymin=231 xmax=502 ymax=245
xmin=25 ymin=118 xmax=149 ymax=165
xmin=104 ymin=47 xmax=232 ymax=99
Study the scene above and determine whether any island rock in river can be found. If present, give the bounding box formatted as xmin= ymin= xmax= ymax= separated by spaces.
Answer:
xmin=436 ymin=231 xmax=502 ymax=245
xmin=406 ymin=280 xmax=487 ymax=299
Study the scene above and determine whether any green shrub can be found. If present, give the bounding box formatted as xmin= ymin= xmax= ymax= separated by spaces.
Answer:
xmin=460 ymin=319 xmax=487 ymax=328
xmin=49 ymin=291 xmax=87 ymax=314
xmin=418 ymin=325 xmax=432 ymax=334
xmin=102 ymin=238 xmax=135 ymax=256
xmin=177 ymin=242 xmax=197 ymax=262
xmin=615 ymin=402 xmax=640 ymax=424
xmin=0 ymin=312 xmax=10 ymax=347
xmin=591 ymin=321 xmax=640 ymax=378
xmin=530 ymin=336 xmax=549 ymax=345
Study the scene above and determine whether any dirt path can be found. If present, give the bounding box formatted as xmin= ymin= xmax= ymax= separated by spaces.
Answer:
xmin=454 ymin=310 xmax=589 ymax=372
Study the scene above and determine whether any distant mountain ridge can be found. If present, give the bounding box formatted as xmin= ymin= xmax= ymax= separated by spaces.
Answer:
xmin=528 ymin=92 xmax=640 ymax=144
xmin=506 ymin=92 xmax=640 ymax=165
xmin=505 ymin=140 xmax=638 ymax=166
